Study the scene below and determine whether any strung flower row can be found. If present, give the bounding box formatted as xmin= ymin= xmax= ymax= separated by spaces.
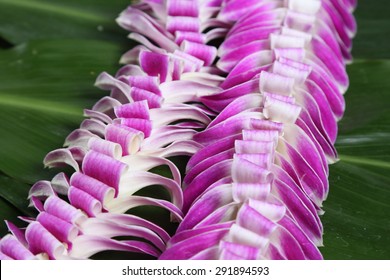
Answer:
xmin=0 ymin=0 xmax=226 ymax=260
xmin=160 ymin=0 xmax=356 ymax=259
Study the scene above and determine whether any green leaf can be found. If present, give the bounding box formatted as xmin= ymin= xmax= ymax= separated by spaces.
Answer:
xmin=0 ymin=0 xmax=129 ymax=45
xmin=352 ymin=0 xmax=390 ymax=59
xmin=0 ymin=39 xmax=124 ymax=183
xmin=320 ymin=60 xmax=390 ymax=259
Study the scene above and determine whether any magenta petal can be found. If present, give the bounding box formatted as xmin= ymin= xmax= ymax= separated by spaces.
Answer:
xmin=119 ymin=118 xmax=153 ymax=138
xmin=70 ymin=172 xmax=116 ymax=203
xmin=140 ymin=51 xmax=171 ymax=83
xmin=130 ymin=87 xmax=163 ymax=109
xmin=0 ymin=235 xmax=35 ymax=260
xmin=219 ymin=243 xmax=259 ymax=260
xmin=270 ymin=225 xmax=306 ymax=260
xmin=82 ymin=151 xmax=128 ymax=192
xmin=127 ymin=75 xmax=161 ymax=96
xmin=0 ymin=251 xmax=13 ymax=260
xmin=175 ymin=31 xmax=205 ymax=45
xmin=68 ymin=186 xmax=102 ymax=217
xmin=44 ymin=196 xmax=87 ymax=226
xmin=167 ymin=0 xmax=199 ymax=17
xmin=232 ymin=182 xmax=270 ymax=202
xmin=167 ymin=16 xmax=200 ymax=34
xmin=218 ymin=40 xmax=270 ymax=72
xmin=116 ymin=7 xmax=178 ymax=52
xmin=178 ymin=184 xmax=233 ymax=231
xmin=5 ymin=221 xmax=27 ymax=246
xmin=28 ymin=181 xmax=56 ymax=201
xmin=71 ymin=235 xmax=160 ymax=258
xmin=187 ymin=133 xmax=239 ymax=169
xmin=81 ymin=218 xmax=165 ymax=251
xmin=44 ymin=148 xmax=80 ymax=172
xmin=105 ymin=124 xmax=144 ymax=155
xmin=278 ymin=216 xmax=323 ymax=260
xmin=236 ymin=203 xmax=277 ymax=238
xmin=160 ymin=228 xmax=229 ymax=260
xmin=273 ymin=178 xmax=323 ymax=246
xmin=183 ymin=160 xmax=232 ymax=213
xmin=114 ymin=100 xmax=150 ymax=120
xmin=97 ymin=212 xmax=170 ymax=243
xmin=232 ymin=156 xmax=273 ymax=184
xmin=26 ymin=222 xmax=66 ymax=259
xmin=106 ymin=196 xmax=183 ymax=221
xmin=37 ymin=212 xmax=78 ymax=244
xmin=184 ymin=149 xmax=235 ymax=186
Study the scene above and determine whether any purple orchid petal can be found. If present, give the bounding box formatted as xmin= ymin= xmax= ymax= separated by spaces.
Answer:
xmin=218 ymin=39 xmax=270 ymax=72
xmin=178 ymin=184 xmax=233 ymax=231
xmin=117 ymin=7 xmax=178 ymax=52
xmin=201 ymin=79 xmax=260 ymax=112
xmin=80 ymin=218 xmax=166 ymax=251
xmin=273 ymin=178 xmax=323 ymax=245
xmin=70 ymin=172 xmax=115 ymax=204
xmin=68 ymin=187 xmax=102 ymax=217
xmin=26 ymin=222 xmax=66 ymax=259
xmin=175 ymin=31 xmax=205 ymax=45
xmin=70 ymin=235 xmax=160 ymax=258
xmin=139 ymin=51 xmax=172 ymax=83
xmin=183 ymin=160 xmax=232 ymax=213
xmin=80 ymin=119 xmax=106 ymax=137
xmin=219 ymin=242 xmax=260 ymax=260
xmin=0 ymin=235 xmax=35 ymax=260
xmin=278 ymin=216 xmax=323 ymax=259
xmin=0 ymin=251 xmax=14 ymax=260
xmin=106 ymin=196 xmax=183 ymax=222
xmin=118 ymin=118 xmax=153 ymax=138
xmin=43 ymin=148 xmax=80 ymax=171
xmin=97 ymin=212 xmax=171 ymax=243
xmin=88 ymin=138 xmax=122 ymax=159
xmin=114 ymin=100 xmax=150 ymax=120
xmin=150 ymin=104 xmax=211 ymax=127
xmin=180 ymin=40 xmax=217 ymax=66
xmin=184 ymin=149 xmax=235 ymax=185
xmin=118 ymin=170 xmax=183 ymax=209
xmin=141 ymin=127 xmax=196 ymax=150
xmin=44 ymin=196 xmax=87 ymax=226
xmin=167 ymin=0 xmax=199 ymax=17
xmin=105 ymin=124 xmax=144 ymax=155
xmin=50 ymin=173 xmax=70 ymax=195
xmin=92 ymin=96 xmax=123 ymax=118
xmin=225 ymin=224 xmax=269 ymax=250
xmin=160 ymin=79 xmax=219 ymax=103
xmin=84 ymin=109 xmax=113 ymax=124
xmin=5 ymin=221 xmax=28 ymax=246
xmin=36 ymin=212 xmax=78 ymax=244
xmin=232 ymin=182 xmax=271 ymax=203
xmin=94 ymin=72 xmax=132 ymax=103
xmin=159 ymin=228 xmax=230 ymax=260
xmin=82 ymin=151 xmax=128 ymax=193
xmin=28 ymin=181 xmax=57 ymax=201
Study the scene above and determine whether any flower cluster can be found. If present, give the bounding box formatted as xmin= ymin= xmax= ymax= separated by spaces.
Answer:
xmin=0 ymin=0 xmax=355 ymax=260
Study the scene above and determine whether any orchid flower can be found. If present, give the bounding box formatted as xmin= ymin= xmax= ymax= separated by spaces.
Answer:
xmin=0 ymin=0 xmax=356 ymax=260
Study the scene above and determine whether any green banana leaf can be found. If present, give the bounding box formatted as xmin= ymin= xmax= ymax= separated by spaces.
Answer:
xmin=0 ymin=0 xmax=389 ymax=259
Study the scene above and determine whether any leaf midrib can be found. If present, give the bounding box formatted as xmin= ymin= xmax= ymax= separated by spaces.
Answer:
xmin=0 ymin=93 xmax=83 ymax=117
xmin=339 ymin=154 xmax=390 ymax=169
